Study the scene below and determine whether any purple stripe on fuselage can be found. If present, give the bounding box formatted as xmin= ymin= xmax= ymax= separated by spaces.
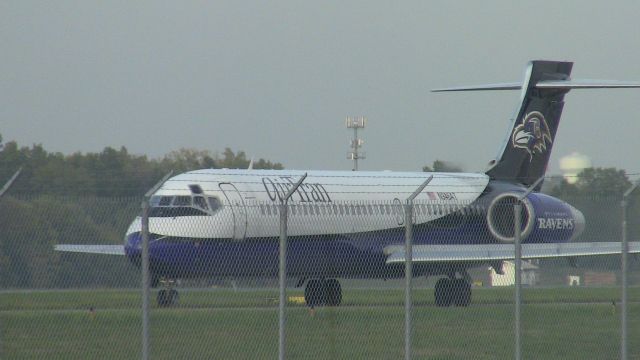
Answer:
xmin=124 ymin=210 xmax=573 ymax=280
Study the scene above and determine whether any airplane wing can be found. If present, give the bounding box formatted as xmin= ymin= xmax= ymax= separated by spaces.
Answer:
xmin=54 ymin=244 xmax=125 ymax=255
xmin=384 ymin=242 xmax=640 ymax=264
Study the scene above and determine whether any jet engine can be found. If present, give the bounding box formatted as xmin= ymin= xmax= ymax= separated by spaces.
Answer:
xmin=486 ymin=192 xmax=585 ymax=243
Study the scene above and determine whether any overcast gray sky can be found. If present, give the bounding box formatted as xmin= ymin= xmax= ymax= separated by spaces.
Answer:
xmin=2 ymin=1 xmax=640 ymax=176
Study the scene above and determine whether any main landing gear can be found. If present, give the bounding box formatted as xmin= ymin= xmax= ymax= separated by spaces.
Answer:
xmin=154 ymin=278 xmax=179 ymax=307
xmin=434 ymin=273 xmax=472 ymax=307
xmin=303 ymin=279 xmax=342 ymax=307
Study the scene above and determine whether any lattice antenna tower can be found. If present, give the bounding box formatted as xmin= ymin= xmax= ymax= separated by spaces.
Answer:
xmin=346 ymin=116 xmax=366 ymax=171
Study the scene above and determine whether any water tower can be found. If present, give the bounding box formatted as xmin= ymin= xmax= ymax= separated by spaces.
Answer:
xmin=559 ymin=152 xmax=591 ymax=184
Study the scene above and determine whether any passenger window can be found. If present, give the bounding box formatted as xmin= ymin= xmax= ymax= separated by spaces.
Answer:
xmin=159 ymin=196 xmax=173 ymax=206
xmin=260 ymin=204 xmax=266 ymax=215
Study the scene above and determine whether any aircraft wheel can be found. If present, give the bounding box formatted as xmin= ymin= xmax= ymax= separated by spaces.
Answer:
xmin=452 ymin=279 xmax=472 ymax=307
xmin=326 ymin=279 xmax=342 ymax=306
xmin=157 ymin=289 xmax=179 ymax=307
xmin=305 ymin=279 xmax=323 ymax=307
xmin=157 ymin=290 xmax=169 ymax=307
xmin=169 ymin=289 xmax=179 ymax=306
xmin=434 ymin=278 xmax=453 ymax=307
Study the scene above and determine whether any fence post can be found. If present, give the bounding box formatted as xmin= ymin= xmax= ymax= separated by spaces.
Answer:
xmin=404 ymin=176 xmax=432 ymax=360
xmin=403 ymin=200 xmax=414 ymax=360
xmin=514 ymin=203 xmax=522 ymax=360
xmin=279 ymin=173 xmax=307 ymax=360
xmin=140 ymin=171 xmax=172 ymax=360
xmin=621 ymin=180 xmax=639 ymax=360
xmin=0 ymin=168 xmax=21 ymax=357
xmin=0 ymin=168 xmax=22 ymax=199
xmin=141 ymin=200 xmax=150 ymax=360
xmin=512 ymin=176 xmax=543 ymax=360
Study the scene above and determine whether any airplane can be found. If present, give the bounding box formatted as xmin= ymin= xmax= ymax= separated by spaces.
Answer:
xmin=56 ymin=60 xmax=640 ymax=307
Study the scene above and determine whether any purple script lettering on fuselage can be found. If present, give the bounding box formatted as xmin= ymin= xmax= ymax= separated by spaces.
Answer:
xmin=262 ymin=177 xmax=332 ymax=203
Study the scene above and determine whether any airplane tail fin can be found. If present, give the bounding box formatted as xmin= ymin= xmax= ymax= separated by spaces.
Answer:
xmin=434 ymin=60 xmax=640 ymax=188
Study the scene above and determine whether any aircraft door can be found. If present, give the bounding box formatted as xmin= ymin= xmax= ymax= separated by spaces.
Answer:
xmin=219 ymin=183 xmax=247 ymax=241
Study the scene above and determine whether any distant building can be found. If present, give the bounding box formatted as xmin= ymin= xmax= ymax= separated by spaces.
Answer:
xmin=567 ymin=275 xmax=581 ymax=286
xmin=583 ymin=271 xmax=616 ymax=286
xmin=565 ymin=271 xmax=616 ymax=286
xmin=484 ymin=260 xmax=539 ymax=287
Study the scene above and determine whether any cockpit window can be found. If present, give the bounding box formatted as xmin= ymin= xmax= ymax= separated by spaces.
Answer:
xmin=148 ymin=194 xmax=224 ymax=218
xmin=149 ymin=207 xmax=209 ymax=217
xmin=189 ymin=184 xmax=203 ymax=194
xmin=193 ymin=196 xmax=208 ymax=210
xmin=208 ymin=197 xmax=222 ymax=212
xmin=173 ymin=196 xmax=191 ymax=206
xmin=149 ymin=196 xmax=161 ymax=207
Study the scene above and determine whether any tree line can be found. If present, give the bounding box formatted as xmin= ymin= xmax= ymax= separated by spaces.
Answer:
xmin=0 ymin=134 xmax=283 ymax=197
xmin=1 ymin=136 xmax=638 ymax=288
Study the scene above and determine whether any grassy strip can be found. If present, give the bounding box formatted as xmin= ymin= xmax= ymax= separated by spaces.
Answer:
xmin=1 ymin=288 xmax=639 ymax=359
xmin=1 ymin=287 xmax=639 ymax=311
xmin=2 ymin=303 xmax=639 ymax=359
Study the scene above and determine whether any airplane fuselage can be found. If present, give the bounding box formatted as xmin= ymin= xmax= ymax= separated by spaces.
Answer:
xmin=123 ymin=169 xmax=584 ymax=280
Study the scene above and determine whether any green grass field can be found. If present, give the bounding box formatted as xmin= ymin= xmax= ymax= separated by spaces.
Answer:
xmin=1 ymin=287 xmax=639 ymax=359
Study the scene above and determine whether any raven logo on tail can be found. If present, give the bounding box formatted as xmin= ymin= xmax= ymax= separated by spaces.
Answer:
xmin=511 ymin=111 xmax=552 ymax=161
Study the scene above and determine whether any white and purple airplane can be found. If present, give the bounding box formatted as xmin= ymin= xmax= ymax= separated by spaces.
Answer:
xmin=56 ymin=61 xmax=640 ymax=307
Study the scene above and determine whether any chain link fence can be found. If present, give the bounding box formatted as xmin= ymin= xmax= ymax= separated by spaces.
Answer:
xmin=1 ymin=192 xmax=639 ymax=359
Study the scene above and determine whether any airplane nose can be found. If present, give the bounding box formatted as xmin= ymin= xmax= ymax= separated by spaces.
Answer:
xmin=568 ymin=204 xmax=585 ymax=241
xmin=124 ymin=231 xmax=142 ymax=256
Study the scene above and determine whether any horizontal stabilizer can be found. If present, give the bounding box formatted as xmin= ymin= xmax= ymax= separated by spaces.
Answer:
xmin=432 ymin=80 xmax=640 ymax=92
xmin=432 ymin=83 xmax=521 ymax=92
xmin=536 ymin=79 xmax=640 ymax=89
xmin=55 ymin=244 xmax=125 ymax=255
xmin=384 ymin=242 xmax=640 ymax=264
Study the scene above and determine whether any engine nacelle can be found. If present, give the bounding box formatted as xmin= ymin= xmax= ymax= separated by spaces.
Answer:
xmin=486 ymin=192 xmax=585 ymax=243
